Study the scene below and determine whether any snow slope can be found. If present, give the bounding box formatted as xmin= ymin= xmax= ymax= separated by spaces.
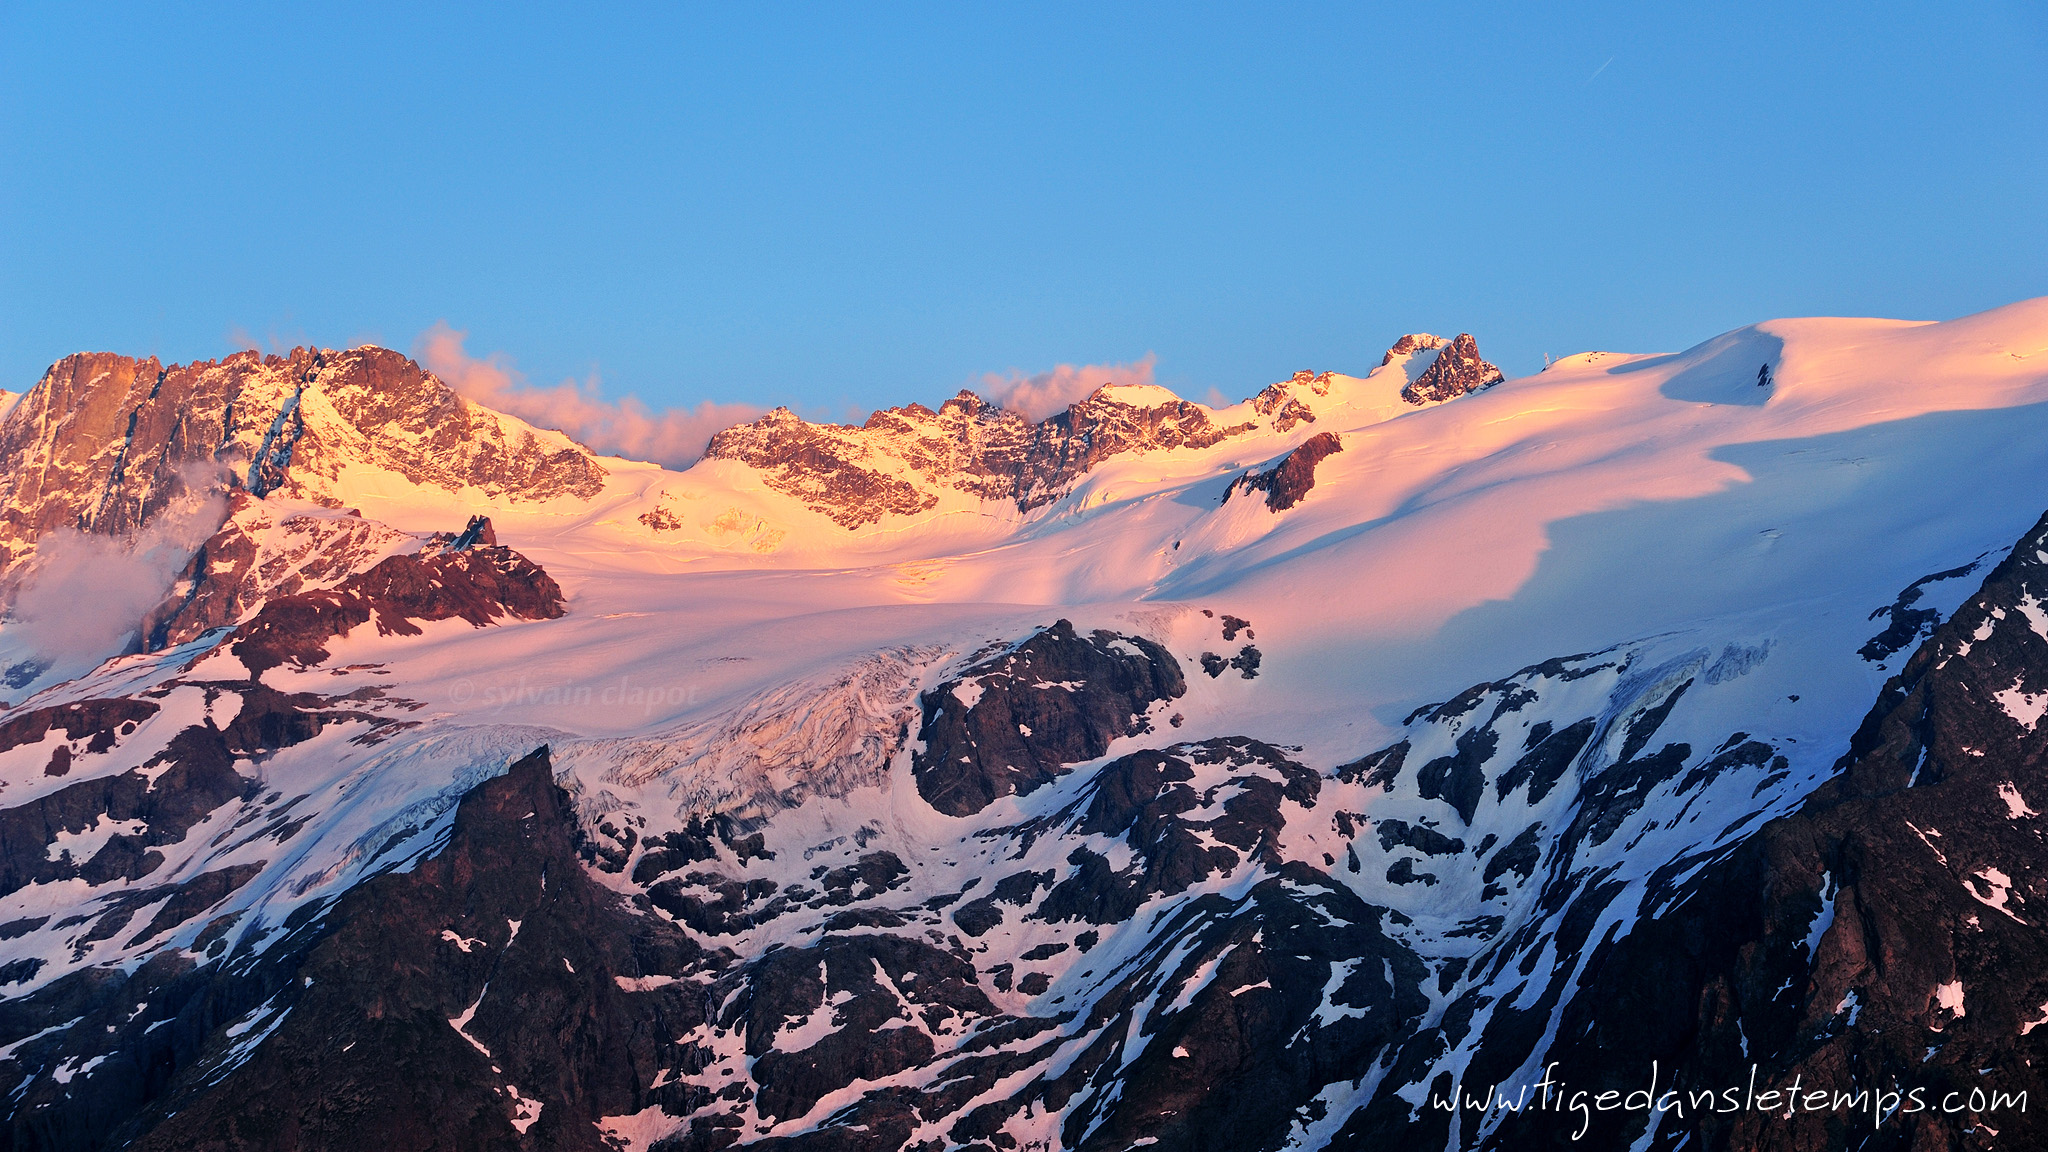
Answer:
xmin=4 ymin=299 xmax=2048 ymax=1150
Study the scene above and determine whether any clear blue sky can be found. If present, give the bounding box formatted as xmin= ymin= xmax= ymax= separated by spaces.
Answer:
xmin=4 ymin=2 xmax=2043 ymax=419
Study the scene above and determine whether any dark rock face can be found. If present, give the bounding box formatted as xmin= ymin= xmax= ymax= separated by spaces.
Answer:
xmin=1032 ymin=737 xmax=1321 ymax=924
xmin=1199 ymin=646 xmax=1263 ymax=678
xmin=0 ymin=686 xmax=392 ymax=905
xmin=729 ymin=933 xmax=994 ymax=1125
xmin=1470 ymin=508 xmax=2048 ymax=1150
xmin=1224 ymin=431 xmax=1344 ymax=511
xmin=1401 ymin=333 xmax=1504 ymax=405
xmin=703 ymin=388 xmax=1258 ymax=529
xmin=912 ymin=620 xmax=1186 ymax=816
xmin=125 ymin=747 xmax=714 ymax=1152
xmin=0 ymin=745 xmax=719 ymax=1152
xmin=141 ymin=492 xmax=425 ymax=651
xmin=688 ymin=737 xmax=1420 ymax=1152
xmin=1860 ymin=559 xmax=1983 ymax=663
xmin=15 ymin=552 xmax=2037 ymax=1151
xmin=0 ymin=347 xmax=604 ymax=579
xmin=228 ymin=544 xmax=565 ymax=675
xmin=1061 ymin=866 xmax=1428 ymax=1152
xmin=0 ymin=681 xmax=419 ymax=1149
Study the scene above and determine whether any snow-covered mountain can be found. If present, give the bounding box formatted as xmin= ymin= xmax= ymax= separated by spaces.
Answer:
xmin=3 ymin=302 xmax=2048 ymax=1150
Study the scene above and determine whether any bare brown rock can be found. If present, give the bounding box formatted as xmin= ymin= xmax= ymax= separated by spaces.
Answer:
xmin=1379 ymin=332 xmax=1448 ymax=367
xmin=0 ymin=347 xmax=605 ymax=583
xmin=1400 ymin=332 xmax=1503 ymax=405
xmin=141 ymin=492 xmax=422 ymax=651
xmin=1223 ymin=431 xmax=1344 ymax=511
xmin=703 ymin=387 xmax=1256 ymax=528
xmin=228 ymin=545 xmax=566 ymax=676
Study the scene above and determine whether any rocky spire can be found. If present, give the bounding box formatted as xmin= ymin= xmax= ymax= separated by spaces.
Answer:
xmin=1400 ymin=332 xmax=1504 ymax=405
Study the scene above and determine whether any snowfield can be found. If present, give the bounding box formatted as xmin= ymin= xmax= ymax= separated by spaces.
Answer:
xmin=3 ymin=298 xmax=2048 ymax=1150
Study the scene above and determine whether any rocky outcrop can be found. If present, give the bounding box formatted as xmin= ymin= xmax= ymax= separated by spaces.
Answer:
xmin=701 ymin=334 xmax=1506 ymax=531
xmin=141 ymin=493 xmax=424 ymax=651
xmin=1400 ymin=332 xmax=1504 ymax=405
xmin=0 ymin=347 xmax=605 ymax=580
xmin=0 ymin=677 xmax=426 ymax=1149
xmin=1472 ymin=508 xmax=2048 ymax=1150
xmin=1247 ymin=370 xmax=1334 ymax=433
xmin=228 ymin=544 xmax=565 ymax=676
xmin=1380 ymin=333 xmax=1448 ymax=367
xmin=1859 ymin=559 xmax=1984 ymax=663
xmin=0 ymin=685 xmax=395 ymax=905
xmin=1224 ymin=431 xmax=1344 ymax=511
xmin=704 ymin=388 xmax=1257 ymax=528
xmin=912 ymin=620 xmax=1186 ymax=816
xmin=112 ymin=747 xmax=712 ymax=1151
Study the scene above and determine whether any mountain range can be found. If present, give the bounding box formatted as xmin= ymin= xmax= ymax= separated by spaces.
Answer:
xmin=2 ymin=301 xmax=2047 ymax=1150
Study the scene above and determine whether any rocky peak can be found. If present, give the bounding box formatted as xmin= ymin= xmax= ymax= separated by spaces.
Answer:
xmin=699 ymin=331 xmax=1508 ymax=531
xmin=702 ymin=383 xmax=1256 ymax=529
xmin=1399 ymin=331 xmax=1504 ymax=405
xmin=140 ymin=493 xmax=423 ymax=653
xmin=1379 ymin=332 xmax=1448 ymax=367
xmin=0 ymin=346 xmax=605 ymax=585
xmin=1247 ymin=371 xmax=1335 ymax=433
xmin=225 ymin=542 xmax=565 ymax=676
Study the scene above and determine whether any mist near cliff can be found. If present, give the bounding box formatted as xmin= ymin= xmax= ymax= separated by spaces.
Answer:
xmin=3 ymin=467 xmax=230 ymax=686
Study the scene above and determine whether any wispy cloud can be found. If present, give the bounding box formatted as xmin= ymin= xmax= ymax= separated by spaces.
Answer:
xmin=979 ymin=353 xmax=1160 ymax=421
xmin=224 ymin=321 xmax=311 ymax=357
xmin=416 ymin=322 xmax=761 ymax=469
xmin=8 ymin=464 xmax=230 ymax=682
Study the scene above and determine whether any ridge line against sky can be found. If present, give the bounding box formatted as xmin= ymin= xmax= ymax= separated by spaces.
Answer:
xmin=3 ymin=3 xmax=2044 ymax=420
xmin=417 ymin=320 xmax=1163 ymax=467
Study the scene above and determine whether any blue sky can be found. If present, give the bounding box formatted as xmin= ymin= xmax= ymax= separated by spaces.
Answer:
xmin=4 ymin=2 xmax=2043 ymax=430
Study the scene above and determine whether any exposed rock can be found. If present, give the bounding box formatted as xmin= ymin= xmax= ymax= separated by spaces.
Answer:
xmin=1224 ymin=431 xmax=1344 ymax=512
xmin=1037 ymin=738 xmax=1320 ymax=922
xmin=702 ymin=386 xmax=1256 ymax=528
xmin=228 ymin=544 xmax=565 ymax=675
xmin=450 ymin=514 xmax=496 ymax=550
xmin=912 ymin=621 xmax=1185 ymax=816
xmin=730 ymin=933 xmax=995 ymax=1124
xmin=114 ymin=746 xmax=717 ymax=1151
xmin=1860 ymin=559 xmax=1983 ymax=663
xmin=1400 ymin=332 xmax=1504 ymax=405
xmin=1379 ymin=333 xmax=1448 ymax=367
xmin=0 ymin=347 xmax=605 ymax=582
xmin=1248 ymin=371 xmax=1334 ymax=433
xmin=0 ymin=685 xmax=389 ymax=901
xmin=142 ymin=492 xmax=423 ymax=651
xmin=1048 ymin=866 xmax=1426 ymax=1152
xmin=1480 ymin=507 xmax=2048 ymax=1149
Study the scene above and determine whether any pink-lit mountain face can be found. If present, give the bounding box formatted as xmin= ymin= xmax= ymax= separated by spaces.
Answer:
xmin=4 ymin=305 xmax=2048 ymax=1150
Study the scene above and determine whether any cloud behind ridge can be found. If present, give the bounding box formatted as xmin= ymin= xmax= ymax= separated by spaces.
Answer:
xmin=979 ymin=353 xmax=1160 ymax=421
xmin=417 ymin=322 xmax=761 ymax=470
